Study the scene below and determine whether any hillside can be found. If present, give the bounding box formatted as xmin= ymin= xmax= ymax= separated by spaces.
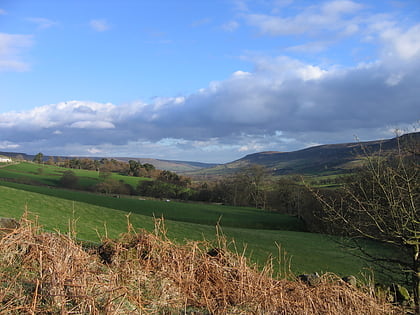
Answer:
xmin=187 ymin=132 xmax=420 ymax=177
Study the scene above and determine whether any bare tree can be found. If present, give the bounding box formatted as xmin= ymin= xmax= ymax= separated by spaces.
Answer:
xmin=311 ymin=133 xmax=419 ymax=311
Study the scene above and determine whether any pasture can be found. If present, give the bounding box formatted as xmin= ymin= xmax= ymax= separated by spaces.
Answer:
xmin=0 ymin=162 xmax=149 ymax=189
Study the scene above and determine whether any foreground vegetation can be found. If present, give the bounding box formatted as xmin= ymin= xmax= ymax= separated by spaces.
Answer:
xmin=0 ymin=217 xmax=402 ymax=314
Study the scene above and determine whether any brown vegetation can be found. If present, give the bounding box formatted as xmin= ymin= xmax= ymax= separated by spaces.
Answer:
xmin=0 ymin=215 xmax=402 ymax=314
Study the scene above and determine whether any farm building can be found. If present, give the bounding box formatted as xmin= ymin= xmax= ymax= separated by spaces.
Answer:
xmin=0 ymin=157 xmax=12 ymax=163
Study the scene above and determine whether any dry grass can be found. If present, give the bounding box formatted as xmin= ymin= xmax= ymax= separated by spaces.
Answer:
xmin=0 ymin=214 xmax=402 ymax=314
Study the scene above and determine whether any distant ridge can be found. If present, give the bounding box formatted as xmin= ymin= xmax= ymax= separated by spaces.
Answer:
xmin=115 ymin=157 xmax=219 ymax=172
xmin=186 ymin=132 xmax=420 ymax=176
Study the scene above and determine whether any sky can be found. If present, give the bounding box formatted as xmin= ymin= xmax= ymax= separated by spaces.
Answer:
xmin=0 ymin=0 xmax=419 ymax=163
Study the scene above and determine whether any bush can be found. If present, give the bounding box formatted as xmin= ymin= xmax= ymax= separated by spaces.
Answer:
xmin=58 ymin=170 xmax=79 ymax=189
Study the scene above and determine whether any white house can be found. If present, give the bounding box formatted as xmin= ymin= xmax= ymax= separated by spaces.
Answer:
xmin=0 ymin=157 xmax=12 ymax=163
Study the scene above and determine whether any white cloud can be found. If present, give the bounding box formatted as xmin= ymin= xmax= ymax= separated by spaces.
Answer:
xmin=0 ymin=9 xmax=6 ymax=15
xmin=0 ymin=141 xmax=20 ymax=150
xmin=244 ymin=0 xmax=363 ymax=36
xmin=26 ymin=17 xmax=57 ymax=30
xmin=70 ymin=121 xmax=115 ymax=129
xmin=232 ymin=70 xmax=251 ymax=77
xmin=321 ymin=0 xmax=363 ymax=16
xmin=0 ymin=101 xmax=115 ymax=129
xmin=380 ymin=24 xmax=420 ymax=60
xmin=221 ymin=21 xmax=239 ymax=32
xmin=87 ymin=147 xmax=103 ymax=154
xmin=90 ymin=19 xmax=110 ymax=32
xmin=0 ymin=33 xmax=33 ymax=72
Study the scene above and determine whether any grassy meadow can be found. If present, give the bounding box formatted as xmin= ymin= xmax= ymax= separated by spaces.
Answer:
xmin=0 ymin=162 xmax=149 ymax=189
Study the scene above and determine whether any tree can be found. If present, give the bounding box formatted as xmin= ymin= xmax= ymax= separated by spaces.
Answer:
xmin=46 ymin=156 xmax=55 ymax=165
xmin=128 ymin=160 xmax=142 ymax=176
xmin=94 ymin=178 xmax=133 ymax=195
xmin=142 ymin=163 xmax=155 ymax=172
xmin=311 ymin=133 xmax=419 ymax=311
xmin=229 ymin=165 xmax=268 ymax=208
xmin=33 ymin=152 xmax=44 ymax=164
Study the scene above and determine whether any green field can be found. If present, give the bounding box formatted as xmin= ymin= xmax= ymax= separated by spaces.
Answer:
xmin=0 ymin=162 xmax=149 ymax=189
xmin=0 ymin=162 xmax=395 ymax=281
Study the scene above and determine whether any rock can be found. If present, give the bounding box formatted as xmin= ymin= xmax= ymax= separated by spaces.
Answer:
xmin=342 ymin=275 xmax=357 ymax=286
xmin=98 ymin=242 xmax=116 ymax=264
xmin=207 ymin=248 xmax=224 ymax=258
xmin=298 ymin=272 xmax=320 ymax=286
xmin=0 ymin=217 xmax=20 ymax=238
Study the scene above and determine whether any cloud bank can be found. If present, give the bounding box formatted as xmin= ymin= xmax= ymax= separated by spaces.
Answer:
xmin=1 ymin=0 xmax=419 ymax=162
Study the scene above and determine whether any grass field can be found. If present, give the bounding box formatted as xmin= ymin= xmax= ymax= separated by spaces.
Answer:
xmin=0 ymin=162 xmax=396 ymax=282
xmin=0 ymin=182 xmax=393 ymax=280
xmin=0 ymin=162 xmax=150 ymax=189
xmin=0 ymin=180 xmax=305 ymax=231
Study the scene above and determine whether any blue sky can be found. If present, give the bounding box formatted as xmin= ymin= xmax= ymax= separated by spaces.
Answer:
xmin=0 ymin=0 xmax=419 ymax=163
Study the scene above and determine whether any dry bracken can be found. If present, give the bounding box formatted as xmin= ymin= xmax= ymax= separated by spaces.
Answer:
xmin=0 ymin=215 xmax=403 ymax=314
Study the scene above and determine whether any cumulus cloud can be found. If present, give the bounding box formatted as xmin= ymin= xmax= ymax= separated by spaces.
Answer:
xmin=90 ymin=19 xmax=110 ymax=32
xmin=0 ymin=33 xmax=33 ymax=71
xmin=380 ymin=24 xmax=420 ymax=60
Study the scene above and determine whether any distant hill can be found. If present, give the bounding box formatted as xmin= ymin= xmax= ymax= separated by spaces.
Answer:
xmin=186 ymin=132 xmax=420 ymax=177
xmin=0 ymin=152 xmax=219 ymax=173
xmin=115 ymin=157 xmax=219 ymax=172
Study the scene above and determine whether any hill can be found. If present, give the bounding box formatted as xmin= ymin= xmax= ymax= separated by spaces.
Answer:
xmin=0 ymin=152 xmax=219 ymax=172
xmin=116 ymin=157 xmax=219 ymax=172
xmin=187 ymin=132 xmax=420 ymax=177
